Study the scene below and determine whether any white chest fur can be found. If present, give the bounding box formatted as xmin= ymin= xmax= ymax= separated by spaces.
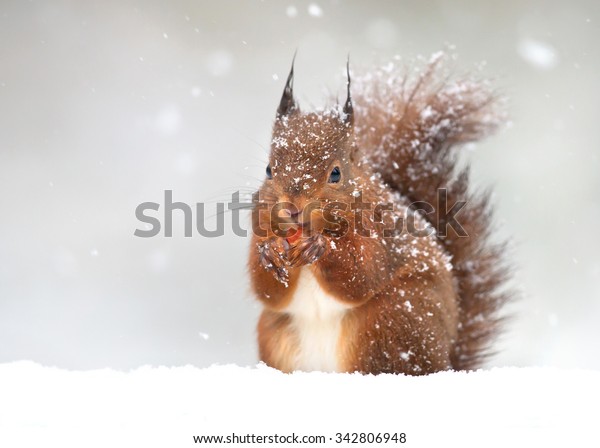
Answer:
xmin=285 ymin=267 xmax=349 ymax=372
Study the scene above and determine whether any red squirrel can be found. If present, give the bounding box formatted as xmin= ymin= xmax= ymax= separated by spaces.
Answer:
xmin=248 ymin=53 xmax=510 ymax=375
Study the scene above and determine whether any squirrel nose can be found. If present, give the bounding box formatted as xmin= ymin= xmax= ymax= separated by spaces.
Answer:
xmin=278 ymin=207 xmax=301 ymax=219
xmin=277 ymin=195 xmax=306 ymax=220
xmin=280 ymin=208 xmax=302 ymax=223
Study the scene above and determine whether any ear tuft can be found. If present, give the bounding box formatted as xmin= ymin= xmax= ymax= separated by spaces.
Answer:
xmin=277 ymin=52 xmax=298 ymax=117
xmin=343 ymin=56 xmax=353 ymax=125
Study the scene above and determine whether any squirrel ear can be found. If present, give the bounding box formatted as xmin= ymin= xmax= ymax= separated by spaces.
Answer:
xmin=343 ymin=56 xmax=354 ymax=126
xmin=277 ymin=52 xmax=297 ymax=117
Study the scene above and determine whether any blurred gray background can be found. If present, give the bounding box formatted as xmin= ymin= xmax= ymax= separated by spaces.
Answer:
xmin=0 ymin=0 xmax=598 ymax=370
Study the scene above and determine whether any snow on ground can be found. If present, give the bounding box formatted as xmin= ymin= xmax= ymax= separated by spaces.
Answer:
xmin=0 ymin=362 xmax=597 ymax=447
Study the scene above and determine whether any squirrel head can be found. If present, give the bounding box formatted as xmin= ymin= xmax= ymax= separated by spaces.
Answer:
xmin=260 ymin=58 xmax=362 ymax=217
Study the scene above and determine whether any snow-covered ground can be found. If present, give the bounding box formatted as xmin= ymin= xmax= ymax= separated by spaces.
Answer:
xmin=0 ymin=362 xmax=597 ymax=447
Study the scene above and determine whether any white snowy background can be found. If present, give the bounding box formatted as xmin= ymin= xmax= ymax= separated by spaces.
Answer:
xmin=1 ymin=1 xmax=599 ymax=446
xmin=0 ymin=0 xmax=599 ymax=379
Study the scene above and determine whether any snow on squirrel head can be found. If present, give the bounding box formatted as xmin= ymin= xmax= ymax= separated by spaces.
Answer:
xmin=261 ymin=56 xmax=365 ymax=227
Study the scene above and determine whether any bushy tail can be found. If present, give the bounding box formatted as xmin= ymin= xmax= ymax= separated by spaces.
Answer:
xmin=353 ymin=54 xmax=511 ymax=369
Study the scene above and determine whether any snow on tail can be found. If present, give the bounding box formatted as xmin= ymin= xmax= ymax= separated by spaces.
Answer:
xmin=353 ymin=53 xmax=512 ymax=369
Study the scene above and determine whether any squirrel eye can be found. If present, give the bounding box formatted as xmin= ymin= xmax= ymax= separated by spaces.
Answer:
xmin=328 ymin=166 xmax=341 ymax=183
xmin=266 ymin=164 xmax=273 ymax=179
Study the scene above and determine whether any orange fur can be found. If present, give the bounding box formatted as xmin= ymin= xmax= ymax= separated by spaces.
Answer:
xmin=248 ymin=55 xmax=511 ymax=374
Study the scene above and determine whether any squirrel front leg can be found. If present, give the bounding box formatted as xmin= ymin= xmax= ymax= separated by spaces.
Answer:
xmin=251 ymin=230 xmax=329 ymax=306
xmin=314 ymin=234 xmax=397 ymax=307
xmin=287 ymin=232 xmax=329 ymax=267
xmin=249 ymin=234 xmax=300 ymax=310
xmin=257 ymin=236 xmax=291 ymax=285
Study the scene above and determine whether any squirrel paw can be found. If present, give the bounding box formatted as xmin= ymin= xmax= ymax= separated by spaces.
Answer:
xmin=288 ymin=233 xmax=328 ymax=267
xmin=257 ymin=237 xmax=290 ymax=285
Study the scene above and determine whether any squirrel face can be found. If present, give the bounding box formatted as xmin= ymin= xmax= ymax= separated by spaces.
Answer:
xmin=257 ymin=58 xmax=366 ymax=233
xmin=265 ymin=110 xmax=358 ymax=206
